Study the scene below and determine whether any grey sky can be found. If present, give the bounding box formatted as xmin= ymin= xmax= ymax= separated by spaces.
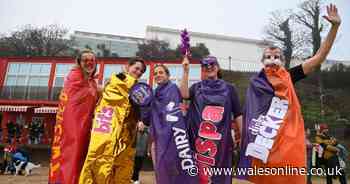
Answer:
xmin=1 ymin=0 xmax=349 ymax=60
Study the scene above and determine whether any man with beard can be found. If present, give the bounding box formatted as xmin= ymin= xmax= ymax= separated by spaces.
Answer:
xmin=238 ymin=4 xmax=341 ymax=184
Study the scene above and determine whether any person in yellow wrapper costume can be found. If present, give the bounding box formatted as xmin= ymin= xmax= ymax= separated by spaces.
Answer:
xmin=79 ymin=58 xmax=147 ymax=184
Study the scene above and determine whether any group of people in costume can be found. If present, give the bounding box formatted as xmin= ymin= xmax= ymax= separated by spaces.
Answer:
xmin=48 ymin=4 xmax=342 ymax=184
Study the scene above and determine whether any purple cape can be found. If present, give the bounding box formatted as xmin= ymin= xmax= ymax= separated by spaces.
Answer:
xmin=187 ymin=80 xmax=235 ymax=184
xmin=237 ymin=71 xmax=274 ymax=180
xmin=151 ymin=81 xmax=199 ymax=184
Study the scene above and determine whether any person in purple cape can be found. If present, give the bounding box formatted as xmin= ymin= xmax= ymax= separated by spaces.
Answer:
xmin=149 ymin=64 xmax=198 ymax=184
xmin=237 ymin=4 xmax=341 ymax=184
xmin=180 ymin=56 xmax=243 ymax=184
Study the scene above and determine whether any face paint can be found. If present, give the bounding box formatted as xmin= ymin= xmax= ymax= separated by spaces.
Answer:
xmin=263 ymin=58 xmax=283 ymax=67
xmin=85 ymin=59 xmax=96 ymax=73
xmin=81 ymin=53 xmax=96 ymax=75
xmin=263 ymin=49 xmax=283 ymax=67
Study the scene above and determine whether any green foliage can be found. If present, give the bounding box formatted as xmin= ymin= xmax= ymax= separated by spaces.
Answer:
xmin=175 ymin=43 xmax=210 ymax=60
xmin=97 ymin=43 xmax=111 ymax=57
xmin=85 ymin=44 xmax=92 ymax=50
xmin=136 ymin=39 xmax=177 ymax=60
xmin=322 ymin=63 xmax=350 ymax=90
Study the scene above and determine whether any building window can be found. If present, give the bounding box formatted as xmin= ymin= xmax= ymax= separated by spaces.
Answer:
xmin=2 ymin=63 xmax=51 ymax=100
xmin=103 ymin=64 xmax=123 ymax=84
xmin=51 ymin=64 xmax=74 ymax=100
xmin=51 ymin=64 xmax=100 ymax=100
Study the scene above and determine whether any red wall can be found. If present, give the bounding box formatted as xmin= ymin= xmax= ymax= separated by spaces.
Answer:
xmin=0 ymin=58 xmax=8 ymax=90
xmin=0 ymin=56 xmax=199 ymax=105
xmin=0 ymin=56 xmax=200 ymax=144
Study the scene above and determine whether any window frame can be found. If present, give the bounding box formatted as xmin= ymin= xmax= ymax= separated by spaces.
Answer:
xmin=4 ymin=62 xmax=51 ymax=99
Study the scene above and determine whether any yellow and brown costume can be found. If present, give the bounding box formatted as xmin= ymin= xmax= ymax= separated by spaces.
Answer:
xmin=79 ymin=73 xmax=138 ymax=184
xmin=315 ymin=133 xmax=338 ymax=160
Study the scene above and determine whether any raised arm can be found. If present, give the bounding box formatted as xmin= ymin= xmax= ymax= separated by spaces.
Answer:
xmin=179 ymin=56 xmax=190 ymax=99
xmin=302 ymin=4 xmax=341 ymax=75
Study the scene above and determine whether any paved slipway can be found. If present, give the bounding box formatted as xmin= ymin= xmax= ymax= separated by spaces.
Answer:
xmin=0 ymin=166 xmax=344 ymax=184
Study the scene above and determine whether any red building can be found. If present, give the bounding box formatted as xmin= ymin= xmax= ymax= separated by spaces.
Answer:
xmin=0 ymin=56 xmax=201 ymax=145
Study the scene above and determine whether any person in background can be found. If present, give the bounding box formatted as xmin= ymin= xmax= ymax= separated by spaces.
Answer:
xmin=2 ymin=144 xmax=16 ymax=174
xmin=336 ymin=143 xmax=348 ymax=170
xmin=132 ymin=122 xmax=149 ymax=184
xmin=7 ymin=121 xmax=15 ymax=144
xmin=29 ymin=121 xmax=40 ymax=144
xmin=305 ymin=128 xmax=313 ymax=184
xmin=315 ymin=124 xmax=347 ymax=184
xmin=0 ymin=125 xmax=2 ymax=142
xmin=14 ymin=121 xmax=22 ymax=143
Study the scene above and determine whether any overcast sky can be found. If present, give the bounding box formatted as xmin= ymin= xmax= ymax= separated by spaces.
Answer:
xmin=1 ymin=0 xmax=349 ymax=60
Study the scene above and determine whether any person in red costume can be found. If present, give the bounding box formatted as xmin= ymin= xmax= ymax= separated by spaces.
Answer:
xmin=49 ymin=49 xmax=99 ymax=184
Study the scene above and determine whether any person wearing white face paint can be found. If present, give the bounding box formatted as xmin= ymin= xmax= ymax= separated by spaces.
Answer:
xmin=261 ymin=3 xmax=341 ymax=83
xmin=238 ymin=4 xmax=341 ymax=184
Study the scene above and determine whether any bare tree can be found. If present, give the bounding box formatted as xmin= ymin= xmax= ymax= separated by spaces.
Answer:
xmin=264 ymin=10 xmax=310 ymax=68
xmin=295 ymin=0 xmax=327 ymax=56
xmin=0 ymin=24 xmax=75 ymax=56
xmin=295 ymin=0 xmax=331 ymax=117
xmin=265 ymin=0 xmax=341 ymax=119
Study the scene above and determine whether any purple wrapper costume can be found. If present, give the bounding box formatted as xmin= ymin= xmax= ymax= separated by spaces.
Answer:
xmin=186 ymin=79 xmax=241 ymax=184
xmin=150 ymin=81 xmax=199 ymax=184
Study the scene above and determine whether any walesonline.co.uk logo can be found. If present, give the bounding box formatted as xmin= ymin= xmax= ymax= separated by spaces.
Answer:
xmin=186 ymin=166 xmax=344 ymax=177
